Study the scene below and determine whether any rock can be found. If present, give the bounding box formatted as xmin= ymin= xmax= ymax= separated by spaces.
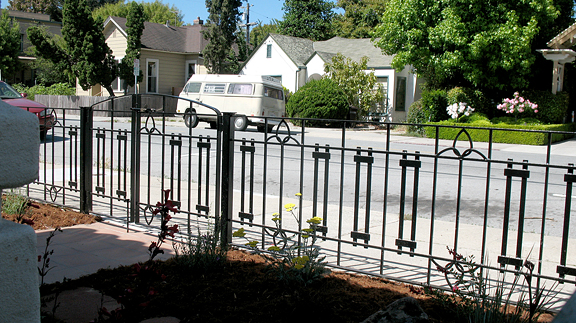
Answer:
xmin=361 ymin=297 xmax=429 ymax=323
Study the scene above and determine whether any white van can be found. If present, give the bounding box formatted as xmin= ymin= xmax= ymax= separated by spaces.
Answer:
xmin=176 ymin=74 xmax=285 ymax=131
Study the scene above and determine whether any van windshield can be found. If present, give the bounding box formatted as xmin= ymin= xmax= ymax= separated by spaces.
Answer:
xmin=184 ymin=82 xmax=201 ymax=94
xmin=264 ymin=86 xmax=284 ymax=100
xmin=228 ymin=84 xmax=253 ymax=95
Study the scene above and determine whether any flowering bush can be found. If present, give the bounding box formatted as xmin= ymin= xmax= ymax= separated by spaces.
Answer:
xmin=497 ymin=92 xmax=538 ymax=118
xmin=148 ymin=189 xmax=179 ymax=262
xmin=446 ymin=102 xmax=474 ymax=119
xmin=234 ymin=193 xmax=328 ymax=285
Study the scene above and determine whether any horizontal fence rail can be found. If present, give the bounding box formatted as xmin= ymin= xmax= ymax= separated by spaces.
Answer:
xmin=26 ymin=94 xmax=576 ymax=311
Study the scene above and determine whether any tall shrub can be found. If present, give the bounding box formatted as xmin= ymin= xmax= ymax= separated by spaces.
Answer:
xmin=522 ymin=90 xmax=569 ymax=124
xmin=421 ymin=89 xmax=448 ymax=122
xmin=286 ymin=78 xmax=348 ymax=126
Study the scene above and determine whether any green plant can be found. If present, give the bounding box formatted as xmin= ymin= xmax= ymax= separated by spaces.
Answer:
xmin=173 ymin=221 xmax=227 ymax=273
xmin=522 ymin=90 xmax=569 ymax=124
xmin=234 ymin=193 xmax=329 ymax=286
xmin=406 ymin=100 xmax=426 ymax=135
xmin=1 ymin=190 xmax=36 ymax=225
xmin=430 ymin=247 xmax=559 ymax=323
xmin=282 ymin=85 xmax=293 ymax=104
xmin=11 ymin=83 xmax=76 ymax=101
xmin=286 ymin=78 xmax=349 ymax=126
xmin=421 ymin=89 xmax=449 ymax=122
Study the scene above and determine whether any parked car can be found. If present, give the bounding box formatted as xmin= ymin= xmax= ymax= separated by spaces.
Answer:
xmin=0 ymin=81 xmax=55 ymax=139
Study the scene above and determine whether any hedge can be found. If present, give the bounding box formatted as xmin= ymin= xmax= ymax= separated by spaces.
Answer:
xmin=423 ymin=122 xmax=576 ymax=145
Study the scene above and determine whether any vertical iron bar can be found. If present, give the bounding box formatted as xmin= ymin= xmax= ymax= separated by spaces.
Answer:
xmin=516 ymin=161 xmax=529 ymax=264
xmin=337 ymin=124 xmax=346 ymax=266
xmin=559 ymin=165 xmax=574 ymax=274
xmin=537 ymin=132 xmax=552 ymax=286
xmin=381 ymin=123 xmax=391 ymax=275
xmin=501 ymin=160 xmax=514 ymax=266
xmin=454 ymin=158 xmax=464 ymax=253
xmin=410 ymin=152 xmax=420 ymax=254
xmin=313 ymin=144 xmax=320 ymax=218
xmin=220 ymin=112 xmax=235 ymax=246
xmin=79 ymin=106 xmax=93 ymax=214
xmin=398 ymin=150 xmax=408 ymax=252
xmin=427 ymin=127 xmax=440 ymax=283
xmin=130 ymin=95 xmax=141 ymax=223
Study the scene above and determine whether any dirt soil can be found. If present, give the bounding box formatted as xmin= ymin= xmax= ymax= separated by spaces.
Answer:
xmin=2 ymin=197 xmax=556 ymax=323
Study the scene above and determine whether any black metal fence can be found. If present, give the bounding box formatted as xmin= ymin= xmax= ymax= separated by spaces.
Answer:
xmin=28 ymin=94 xmax=576 ymax=310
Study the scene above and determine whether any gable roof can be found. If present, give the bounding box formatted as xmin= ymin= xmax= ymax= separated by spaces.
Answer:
xmin=269 ymin=33 xmax=315 ymax=67
xmin=105 ymin=16 xmax=208 ymax=54
xmin=548 ymin=21 xmax=576 ymax=49
xmin=313 ymin=37 xmax=393 ymax=68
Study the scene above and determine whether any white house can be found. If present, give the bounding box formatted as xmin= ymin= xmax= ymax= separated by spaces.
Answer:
xmin=239 ymin=33 xmax=423 ymax=121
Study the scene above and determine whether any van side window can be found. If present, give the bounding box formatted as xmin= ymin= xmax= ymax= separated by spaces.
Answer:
xmin=184 ymin=82 xmax=201 ymax=94
xmin=228 ymin=84 xmax=253 ymax=95
xmin=264 ymin=86 xmax=284 ymax=100
xmin=203 ymin=83 xmax=226 ymax=93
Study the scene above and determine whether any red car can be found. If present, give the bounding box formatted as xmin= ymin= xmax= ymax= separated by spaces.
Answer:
xmin=0 ymin=81 xmax=55 ymax=139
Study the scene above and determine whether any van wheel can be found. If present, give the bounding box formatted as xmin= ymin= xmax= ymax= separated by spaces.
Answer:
xmin=184 ymin=110 xmax=199 ymax=128
xmin=234 ymin=115 xmax=248 ymax=131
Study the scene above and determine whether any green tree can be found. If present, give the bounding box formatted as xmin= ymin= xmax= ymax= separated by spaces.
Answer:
xmin=278 ymin=0 xmax=335 ymax=41
xmin=117 ymin=1 xmax=145 ymax=92
xmin=0 ymin=10 xmax=21 ymax=79
xmin=26 ymin=32 xmax=74 ymax=85
xmin=249 ymin=19 xmax=279 ymax=49
xmin=29 ymin=0 xmax=118 ymax=96
xmin=92 ymin=0 xmax=184 ymax=26
xmin=373 ymin=0 xmax=559 ymax=92
xmin=323 ymin=53 xmax=383 ymax=116
xmin=202 ymin=0 xmax=242 ymax=74
xmin=333 ymin=0 xmax=387 ymax=39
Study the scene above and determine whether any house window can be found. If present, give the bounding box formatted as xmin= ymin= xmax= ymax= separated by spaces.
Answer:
xmin=228 ymin=84 xmax=253 ymax=95
xmin=395 ymin=76 xmax=406 ymax=111
xmin=377 ymin=76 xmax=389 ymax=108
xmin=266 ymin=44 xmax=272 ymax=58
xmin=147 ymin=59 xmax=159 ymax=93
xmin=111 ymin=58 xmax=126 ymax=92
xmin=185 ymin=60 xmax=197 ymax=83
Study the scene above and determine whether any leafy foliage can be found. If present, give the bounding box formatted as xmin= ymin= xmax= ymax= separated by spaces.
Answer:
xmin=92 ymin=0 xmax=184 ymax=26
xmin=521 ymin=90 xmax=570 ymax=124
xmin=249 ymin=19 xmax=279 ymax=49
xmin=0 ymin=10 xmax=21 ymax=78
xmin=333 ymin=0 xmax=387 ymax=38
xmin=373 ymin=0 xmax=559 ymax=92
xmin=117 ymin=1 xmax=145 ymax=91
xmin=420 ymin=88 xmax=449 ymax=122
xmin=278 ymin=0 xmax=335 ymax=41
xmin=286 ymin=78 xmax=349 ymax=126
xmin=8 ymin=0 xmax=64 ymax=21
xmin=25 ymin=33 xmax=75 ymax=86
xmin=29 ymin=0 xmax=118 ymax=96
xmin=11 ymin=82 xmax=76 ymax=100
xmin=323 ymin=53 xmax=383 ymax=117
xmin=202 ymin=0 xmax=243 ymax=74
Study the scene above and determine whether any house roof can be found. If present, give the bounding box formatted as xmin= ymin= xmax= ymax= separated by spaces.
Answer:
xmin=106 ymin=16 xmax=208 ymax=54
xmin=313 ymin=37 xmax=393 ymax=68
xmin=3 ymin=9 xmax=60 ymax=24
xmin=547 ymin=21 xmax=576 ymax=49
xmin=269 ymin=33 xmax=315 ymax=67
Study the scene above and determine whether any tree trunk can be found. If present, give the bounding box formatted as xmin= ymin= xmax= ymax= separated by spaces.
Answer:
xmin=104 ymin=85 xmax=116 ymax=97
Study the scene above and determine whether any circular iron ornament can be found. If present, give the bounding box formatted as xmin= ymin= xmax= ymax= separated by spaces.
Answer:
xmin=265 ymin=119 xmax=301 ymax=146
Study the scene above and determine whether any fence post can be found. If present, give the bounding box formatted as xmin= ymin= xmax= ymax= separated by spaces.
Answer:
xmin=220 ymin=112 xmax=235 ymax=246
xmin=79 ymin=106 xmax=93 ymax=214
xmin=130 ymin=94 xmax=141 ymax=223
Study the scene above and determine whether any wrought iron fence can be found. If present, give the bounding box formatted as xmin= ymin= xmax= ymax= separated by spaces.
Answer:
xmin=28 ymin=94 xmax=576 ymax=310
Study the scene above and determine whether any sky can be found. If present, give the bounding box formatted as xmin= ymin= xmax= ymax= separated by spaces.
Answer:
xmin=156 ymin=0 xmax=286 ymax=25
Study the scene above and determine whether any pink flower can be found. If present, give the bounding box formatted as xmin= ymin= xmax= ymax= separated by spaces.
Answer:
xmin=452 ymin=285 xmax=459 ymax=292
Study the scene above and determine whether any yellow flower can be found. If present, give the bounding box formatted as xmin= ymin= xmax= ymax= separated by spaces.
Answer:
xmin=233 ymin=228 xmax=246 ymax=237
xmin=272 ymin=212 xmax=279 ymax=216
xmin=267 ymin=246 xmax=281 ymax=252
xmin=302 ymin=228 xmax=314 ymax=233
xmin=284 ymin=203 xmax=296 ymax=210
xmin=295 ymin=264 xmax=304 ymax=270
xmin=302 ymin=235 xmax=309 ymax=239
xmin=306 ymin=217 xmax=322 ymax=225
xmin=285 ymin=208 xmax=293 ymax=212
xmin=272 ymin=217 xmax=281 ymax=222
xmin=245 ymin=241 xmax=258 ymax=248
xmin=295 ymin=193 xmax=302 ymax=196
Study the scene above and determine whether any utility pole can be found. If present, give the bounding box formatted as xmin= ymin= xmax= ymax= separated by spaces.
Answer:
xmin=240 ymin=1 xmax=257 ymax=48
